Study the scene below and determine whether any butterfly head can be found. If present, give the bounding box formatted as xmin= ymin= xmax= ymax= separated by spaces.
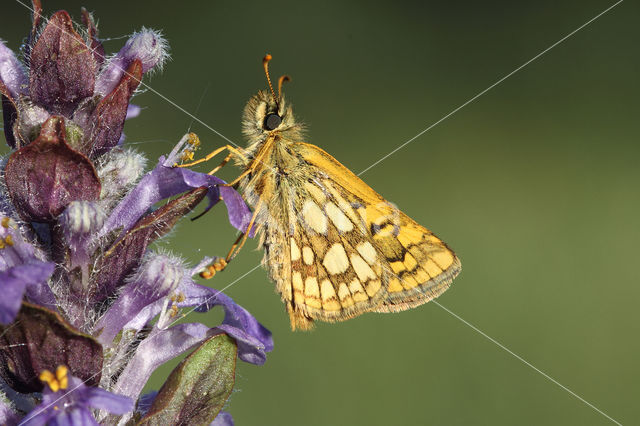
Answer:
xmin=242 ymin=55 xmax=302 ymax=149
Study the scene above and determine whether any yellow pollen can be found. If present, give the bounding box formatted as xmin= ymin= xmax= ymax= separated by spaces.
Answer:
xmin=169 ymin=305 xmax=179 ymax=318
xmin=4 ymin=235 xmax=13 ymax=246
xmin=0 ymin=240 xmax=4 ymax=249
xmin=187 ymin=132 xmax=201 ymax=147
xmin=39 ymin=365 xmax=69 ymax=392
xmin=1 ymin=217 xmax=9 ymax=228
xmin=181 ymin=150 xmax=194 ymax=162
xmin=56 ymin=366 xmax=68 ymax=390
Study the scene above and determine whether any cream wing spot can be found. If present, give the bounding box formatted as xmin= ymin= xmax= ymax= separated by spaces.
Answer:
xmin=350 ymin=253 xmax=377 ymax=282
xmin=349 ymin=279 xmax=368 ymax=302
xmin=290 ymin=238 xmax=301 ymax=261
xmin=302 ymin=200 xmax=328 ymax=234
xmin=292 ymin=272 xmax=303 ymax=291
xmin=302 ymin=246 xmax=314 ymax=265
xmin=365 ymin=279 xmax=381 ymax=297
xmin=322 ymin=181 xmax=361 ymax=225
xmin=304 ymin=277 xmax=322 ymax=308
xmin=304 ymin=182 xmax=327 ymax=204
xmin=320 ymin=279 xmax=341 ymax=311
xmin=325 ymin=202 xmax=353 ymax=233
xmin=320 ymin=279 xmax=337 ymax=301
xmin=337 ymin=283 xmax=352 ymax=304
xmin=292 ymin=272 xmax=304 ymax=304
xmin=304 ymin=277 xmax=320 ymax=298
xmin=356 ymin=241 xmax=377 ymax=265
xmin=323 ymin=244 xmax=350 ymax=275
xmin=337 ymin=283 xmax=350 ymax=299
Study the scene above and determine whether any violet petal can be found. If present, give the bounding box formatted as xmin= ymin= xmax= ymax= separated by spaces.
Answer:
xmin=21 ymin=375 xmax=133 ymax=425
xmin=211 ymin=411 xmax=234 ymax=426
xmin=82 ymin=383 xmax=134 ymax=414
xmin=0 ymin=40 xmax=27 ymax=98
xmin=0 ymin=216 xmax=56 ymax=313
xmin=113 ymin=323 xmax=214 ymax=402
xmin=126 ymin=104 xmax=142 ymax=120
xmin=122 ymin=271 xmax=272 ymax=365
xmin=95 ymin=255 xmax=184 ymax=345
xmin=99 ymin=156 xmax=251 ymax=239
xmin=153 ymin=277 xmax=273 ymax=365
xmin=0 ymin=262 xmax=54 ymax=324
xmin=179 ymin=278 xmax=273 ymax=353
xmin=136 ymin=391 xmax=159 ymax=418
xmin=28 ymin=11 xmax=96 ymax=115
xmin=0 ymin=399 xmax=21 ymax=426
xmin=216 ymin=324 xmax=267 ymax=365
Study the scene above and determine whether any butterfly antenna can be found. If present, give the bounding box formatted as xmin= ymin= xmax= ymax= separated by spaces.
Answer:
xmin=263 ymin=54 xmax=281 ymax=109
xmin=278 ymin=75 xmax=291 ymax=101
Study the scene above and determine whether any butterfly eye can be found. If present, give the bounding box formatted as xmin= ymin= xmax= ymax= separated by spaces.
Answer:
xmin=264 ymin=113 xmax=282 ymax=130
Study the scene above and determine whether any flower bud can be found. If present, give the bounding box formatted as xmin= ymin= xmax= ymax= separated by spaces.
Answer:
xmin=97 ymin=149 xmax=147 ymax=200
xmin=95 ymin=28 xmax=169 ymax=96
xmin=134 ymin=254 xmax=183 ymax=297
xmin=120 ymin=28 xmax=169 ymax=74
xmin=60 ymin=201 xmax=106 ymax=243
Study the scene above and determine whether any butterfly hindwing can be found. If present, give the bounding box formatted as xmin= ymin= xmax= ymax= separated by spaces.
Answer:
xmin=281 ymin=176 xmax=386 ymax=329
xmin=291 ymin=142 xmax=461 ymax=317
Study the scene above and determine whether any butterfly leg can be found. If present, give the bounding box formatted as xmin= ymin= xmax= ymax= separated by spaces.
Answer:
xmin=225 ymin=201 xmax=261 ymax=262
xmin=220 ymin=167 xmax=253 ymax=188
xmin=207 ymin=152 xmax=233 ymax=175
xmin=220 ymin=136 xmax=275 ymax=187
xmin=199 ymin=200 xmax=262 ymax=279
xmin=175 ymin=144 xmax=249 ymax=169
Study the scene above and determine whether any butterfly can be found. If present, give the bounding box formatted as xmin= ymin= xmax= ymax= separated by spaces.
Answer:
xmin=181 ymin=55 xmax=461 ymax=330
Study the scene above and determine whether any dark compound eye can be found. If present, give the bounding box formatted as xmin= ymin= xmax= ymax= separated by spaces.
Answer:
xmin=264 ymin=113 xmax=282 ymax=130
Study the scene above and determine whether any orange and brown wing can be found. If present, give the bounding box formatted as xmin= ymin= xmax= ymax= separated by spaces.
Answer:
xmin=292 ymin=142 xmax=461 ymax=317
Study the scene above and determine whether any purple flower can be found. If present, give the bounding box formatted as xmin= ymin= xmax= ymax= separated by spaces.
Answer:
xmin=211 ymin=411 xmax=235 ymax=426
xmin=0 ymin=215 xmax=55 ymax=323
xmin=20 ymin=366 xmax=133 ymax=426
xmin=0 ymin=4 xmax=271 ymax=425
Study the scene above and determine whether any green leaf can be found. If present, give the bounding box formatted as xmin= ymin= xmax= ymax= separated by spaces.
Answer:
xmin=138 ymin=333 xmax=237 ymax=426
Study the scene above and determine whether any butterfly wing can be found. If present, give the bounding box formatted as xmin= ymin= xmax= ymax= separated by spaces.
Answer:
xmin=268 ymin=142 xmax=460 ymax=329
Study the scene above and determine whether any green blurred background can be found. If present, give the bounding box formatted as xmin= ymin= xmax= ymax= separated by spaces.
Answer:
xmin=2 ymin=1 xmax=638 ymax=424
